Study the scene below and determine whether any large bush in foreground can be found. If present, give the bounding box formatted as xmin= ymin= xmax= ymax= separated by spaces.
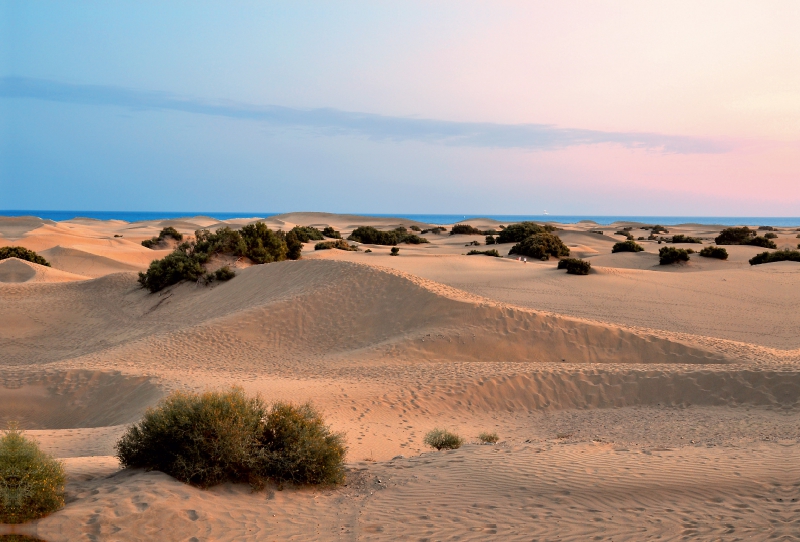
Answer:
xmin=0 ymin=247 xmax=50 ymax=266
xmin=611 ymin=240 xmax=643 ymax=253
xmin=509 ymin=232 xmax=569 ymax=260
xmin=0 ymin=426 xmax=66 ymax=523
xmin=496 ymin=222 xmax=555 ymax=244
xmin=749 ymin=249 xmax=800 ymax=266
xmin=116 ymin=388 xmax=346 ymax=488
xmin=659 ymin=246 xmax=690 ymax=265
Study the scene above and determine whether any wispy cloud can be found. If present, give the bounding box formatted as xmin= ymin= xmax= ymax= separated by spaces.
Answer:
xmin=1 ymin=77 xmax=731 ymax=153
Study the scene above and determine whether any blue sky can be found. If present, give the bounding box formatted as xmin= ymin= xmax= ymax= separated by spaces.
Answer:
xmin=2 ymin=1 xmax=799 ymax=214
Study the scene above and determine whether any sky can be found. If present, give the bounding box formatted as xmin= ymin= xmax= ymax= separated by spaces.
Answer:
xmin=1 ymin=1 xmax=799 ymax=215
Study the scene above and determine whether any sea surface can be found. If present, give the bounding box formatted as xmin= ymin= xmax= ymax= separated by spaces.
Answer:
xmin=1 ymin=210 xmax=799 ymax=227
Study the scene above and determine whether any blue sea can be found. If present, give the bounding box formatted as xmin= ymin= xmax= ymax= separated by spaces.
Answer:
xmin=1 ymin=210 xmax=799 ymax=227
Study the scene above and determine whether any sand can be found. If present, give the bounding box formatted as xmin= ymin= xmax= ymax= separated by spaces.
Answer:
xmin=0 ymin=213 xmax=798 ymax=541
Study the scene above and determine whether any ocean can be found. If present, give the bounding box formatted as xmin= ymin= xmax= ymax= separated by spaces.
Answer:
xmin=1 ymin=210 xmax=799 ymax=227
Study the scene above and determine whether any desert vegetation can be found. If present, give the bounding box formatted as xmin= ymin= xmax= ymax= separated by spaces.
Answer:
xmin=0 ymin=425 xmax=66 ymax=523
xmin=496 ymin=222 xmax=556 ymax=244
xmin=466 ymin=249 xmax=500 ymax=257
xmin=314 ymin=240 xmax=358 ymax=251
xmin=649 ymin=225 xmax=670 ymax=234
xmin=749 ymin=249 xmax=800 ymax=265
xmin=557 ymin=258 xmax=591 ymax=275
xmin=699 ymin=246 xmax=728 ymax=260
xmin=659 ymin=246 xmax=690 ymax=265
xmin=670 ymin=235 xmax=702 ymax=244
xmin=508 ymin=232 xmax=570 ymax=260
xmin=420 ymin=226 xmax=447 ymax=235
xmin=424 ymin=429 xmax=463 ymax=450
xmin=615 ymin=230 xmax=634 ymax=240
xmin=748 ymin=236 xmax=778 ymax=248
xmin=141 ymin=226 xmax=183 ymax=248
xmin=0 ymin=246 xmax=50 ymax=266
xmin=138 ymin=222 xmax=297 ymax=292
xmin=715 ymin=227 xmax=756 ymax=245
xmin=477 ymin=432 xmax=499 ymax=444
xmin=390 ymin=247 xmax=400 ymax=256
xmin=322 ymin=226 xmax=341 ymax=239
xmin=763 ymin=232 xmax=778 ymax=239
xmin=116 ymin=388 xmax=346 ymax=488
xmin=290 ymin=226 xmax=325 ymax=243
xmin=348 ymin=226 xmax=428 ymax=245
xmin=611 ymin=240 xmax=644 ymax=253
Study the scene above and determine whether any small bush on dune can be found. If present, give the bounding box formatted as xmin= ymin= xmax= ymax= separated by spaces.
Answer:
xmin=0 ymin=247 xmax=50 ymax=266
xmin=699 ymin=246 xmax=729 ymax=260
xmin=611 ymin=240 xmax=644 ymax=253
xmin=449 ymin=224 xmax=484 ymax=235
xmin=409 ymin=225 xmax=421 ymax=231
xmin=478 ymin=432 xmax=499 ymax=444
xmin=749 ymin=249 xmax=800 ymax=265
xmin=670 ymin=234 xmax=702 ymax=244
xmin=557 ymin=258 xmax=591 ymax=275
xmin=497 ymin=222 xmax=555 ymax=244
xmin=615 ymin=230 xmax=634 ymax=240
xmin=659 ymin=246 xmax=690 ymax=265
xmin=715 ymin=227 xmax=755 ymax=245
xmin=748 ymin=236 xmax=777 ymax=249
xmin=348 ymin=226 xmax=428 ymax=245
xmin=213 ymin=266 xmax=236 ymax=281
xmin=138 ymin=250 xmax=205 ymax=292
xmin=290 ymin=226 xmax=325 ymax=243
xmin=0 ymin=426 xmax=66 ymax=523
xmin=322 ymin=226 xmax=341 ymax=239
xmin=485 ymin=235 xmax=496 ymax=245
xmin=420 ymin=226 xmax=447 ymax=235
xmin=758 ymin=226 xmax=776 ymax=231
xmin=424 ymin=429 xmax=463 ymax=450
xmin=314 ymin=240 xmax=358 ymax=251
xmin=764 ymin=232 xmax=778 ymax=239
xmin=390 ymin=247 xmax=400 ymax=256
xmin=466 ymin=249 xmax=500 ymax=257
xmin=116 ymin=388 xmax=346 ymax=488
xmin=142 ymin=226 xmax=183 ymax=248
xmin=650 ymin=225 xmax=670 ymax=234
xmin=509 ymin=232 xmax=570 ymax=260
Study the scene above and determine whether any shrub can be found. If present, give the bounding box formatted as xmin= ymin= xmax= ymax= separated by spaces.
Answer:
xmin=670 ymin=234 xmax=702 ymax=244
xmin=364 ymin=249 xmax=372 ymax=253
xmin=138 ymin=249 xmax=205 ymax=292
xmin=748 ymin=236 xmax=777 ymax=249
xmin=715 ymin=227 xmax=756 ymax=245
xmin=290 ymin=226 xmax=325 ymax=243
xmin=466 ymin=249 xmax=500 ymax=257
xmin=424 ymin=429 xmax=463 ymax=450
xmin=477 ymin=432 xmax=499 ymax=444
xmin=466 ymin=240 xmax=481 ymax=246
xmin=651 ymin=225 xmax=670 ymax=234
xmin=0 ymin=247 xmax=50 ymax=266
xmin=764 ymin=232 xmax=778 ymax=239
xmin=615 ymin=230 xmax=634 ymax=240
xmin=0 ymin=426 xmax=66 ymax=523
xmin=116 ymin=388 xmax=346 ymax=488
xmin=409 ymin=225 xmax=421 ymax=231
xmin=390 ymin=247 xmax=400 ymax=256
xmin=314 ymin=240 xmax=358 ymax=251
xmin=659 ymin=246 xmax=690 ymax=265
xmin=348 ymin=226 xmax=427 ymax=245
xmin=214 ymin=266 xmax=236 ymax=281
xmin=758 ymin=226 xmax=776 ymax=231
xmin=142 ymin=226 xmax=184 ymax=248
xmin=611 ymin=240 xmax=644 ymax=253
xmin=485 ymin=235 xmax=496 ymax=245
xmin=637 ymin=236 xmax=645 ymax=240
xmin=449 ymin=224 xmax=484 ymax=235
xmin=497 ymin=222 xmax=555 ymax=244
xmin=699 ymin=246 xmax=728 ymax=259
xmin=590 ymin=230 xmax=604 ymax=235
xmin=557 ymin=258 xmax=591 ymax=275
xmin=508 ymin=232 xmax=570 ymax=260
xmin=749 ymin=249 xmax=800 ymax=265
xmin=285 ymin=230 xmax=303 ymax=261
xmin=403 ymin=234 xmax=430 ymax=244
xmin=322 ymin=226 xmax=341 ymax=239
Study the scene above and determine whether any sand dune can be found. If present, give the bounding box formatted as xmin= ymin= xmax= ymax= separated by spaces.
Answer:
xmin=39 ymin=246 xmax=143 ymax=278
xmin=0 ymin=257 xmax=90 ymax=283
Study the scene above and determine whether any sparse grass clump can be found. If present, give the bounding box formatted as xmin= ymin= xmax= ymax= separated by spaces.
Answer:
xmin=611 ymin=240 xmax=644 ymax=253
xmin=0 ymin=246 xmax=50 ymax=266
xmin=424 ymin=429 xmax=463 ymax=450
xmin=0 ymin=426 xmax=66 ymax=523
xmin=659 ymin=246 xmax=690 ymax=265
xmin=670 ymin=234 xmax=702 ymax=244
xmin=496 ymin=222 xmax=555 ymax=244
xmin=557 ymin=258 xmax=591 ymax=275
xmin=749 ymin=249 xmax=800 ymax=265
xmin=699 ymin=246 xmax=728 ymax=259
xmin=509 ymin=232 xmax=570 ymax=260
xmin=314 ymin=240 xmax=358 ymax=251
xmin=466 ymin=249 xmax=500 ymax=257
xmin=477 ymin=432 xmax=499 ymax=444
xmin=142 ymin=226 xmax=183 ymax=248
xmin=116 ymin=388 xmax=346 ymax=488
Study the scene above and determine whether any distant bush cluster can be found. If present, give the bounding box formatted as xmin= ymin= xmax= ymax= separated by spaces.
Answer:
xmin=116 ymin=388 xmax=346 ymax=488
xmin=749 ymin=250 xmax=800 ymax=266
xmin=699 ymin=246 xmax=728 ymax=260
xmin=509 ymin=232 xmax=570 ymax=260
xmin=348 ymin=226 xmax=429 ymax=245
xmin=0 ymin=246 xmax=50 ymax=266
xmin=670 ymin=234 xmax=702 ymax=244
xmin=659 ymin=246 xmax=690 ymax=265
xmin=322 ymin=226 xmax=341 ymax=239
xmin=424 ymin=429 xmax=463 ymax=450
xmin=138 ymin=222 xmax=300 ymax=292
xmin=557 ymin=258 xmax=591 ymax=275
xmin=449 ymin=224 xmax=484 ymax=235
xmin=496 ymin=222 xmax=556 ymax=244
xmin=648 ymin=225 xmax=670 ymax=234
xmin=142 ymin=226 xmax=184 ymax=248
xmin=0 ymin=426 xmax=66 ymax=523
xmin=314 ymin=240 xmax=359 ymax=251
xmin=611 ymin=240 xmax=644 ymax=253
xmin=420 ymin=226 xmax=447 ymax=235
xmin=466 ymin=249 xmax=501 ymax=257
xmin=615 ymin=230 xmax=634 ymax=240
xmin=289 ymin=226 xmax=325 ymax=243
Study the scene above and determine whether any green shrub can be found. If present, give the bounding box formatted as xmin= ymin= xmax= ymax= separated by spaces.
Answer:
xmin=285 ymin=230 xmax=303 ymax=261
xmin=0 ymin=247 xmax=50 ymax=266
xmin=348 ymin=226 xmax=428 ymax=245
xmin=670 ymin=234 xmax=702 ymax=244
xmin=764 ymin=232 xmax=778 ymax=239
xmin=758 ymin=226 xmax=776 ymax=231
xmin=497 ymin=222 xmax=555 ymax=244
xmin=749 ymin=249 xmax=800 ymax=265
xmin=0 ymin=426 xmax=66 ymax=523
xmin=466 ymin=249 xmax=500 ymax=257
xmin=390 ymin=247 xmax=400 ymax=256
xmin=650 ymin=225 xmax=670 ymax=234
xmin=748 ymin=236 xmax=777 ymax=249
xmin=557 ymin=258 xmax=591 ymax=275
xmin=314 ymin=240 xmax=358 ymax=251
xmin=590 ymin=230 xmax=604 ymax=235
xmin=420 ymin=226 xmax=447 ymax=235
xmin=611 ymin=240 xmax=644 ymax=253
xmin=485 ymin=236 xmax=496 ymax=245
xmin=410 ymin=225 xmax=421 ymax=231
xmin=615 ymin=230 xmax=634 ymax=240
xmin=715 ymin=227 xmax=756 ymax=245
xmin=424 ymin=429 xmax=463 ymax=450
xmin=142 ymin=226 xmax=184 ymax=248
xmin=477 ymin=432 xmax=499 ymax=444
xmin=466 ymin=240 xmax=481 ymax=246
xmin=699 ymin=246 xmax=728 ymax=259
xmin=509 ymin=232 xmax=570 ymax=260
xmin=138 ymin=249 xmax=205 ymax=292
xmin=659 ymin=246 xmax=690 ymax=265
xmin=403 ymin=234 xmax=430 ymax=244
xmin=116 ymin=388 xmax=346 ymax=488
xmin=364 ymin=249 xmax=372 ymax=253
xmin=322 ymin=226 xmax=341 ymax=239
xmin=290 ymin=226 xmax=325 ymax=243
xmin=450 ymin=224 xmax=484 ymax=235
xmin=214 ymin=266 xmax=236 ymax=281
